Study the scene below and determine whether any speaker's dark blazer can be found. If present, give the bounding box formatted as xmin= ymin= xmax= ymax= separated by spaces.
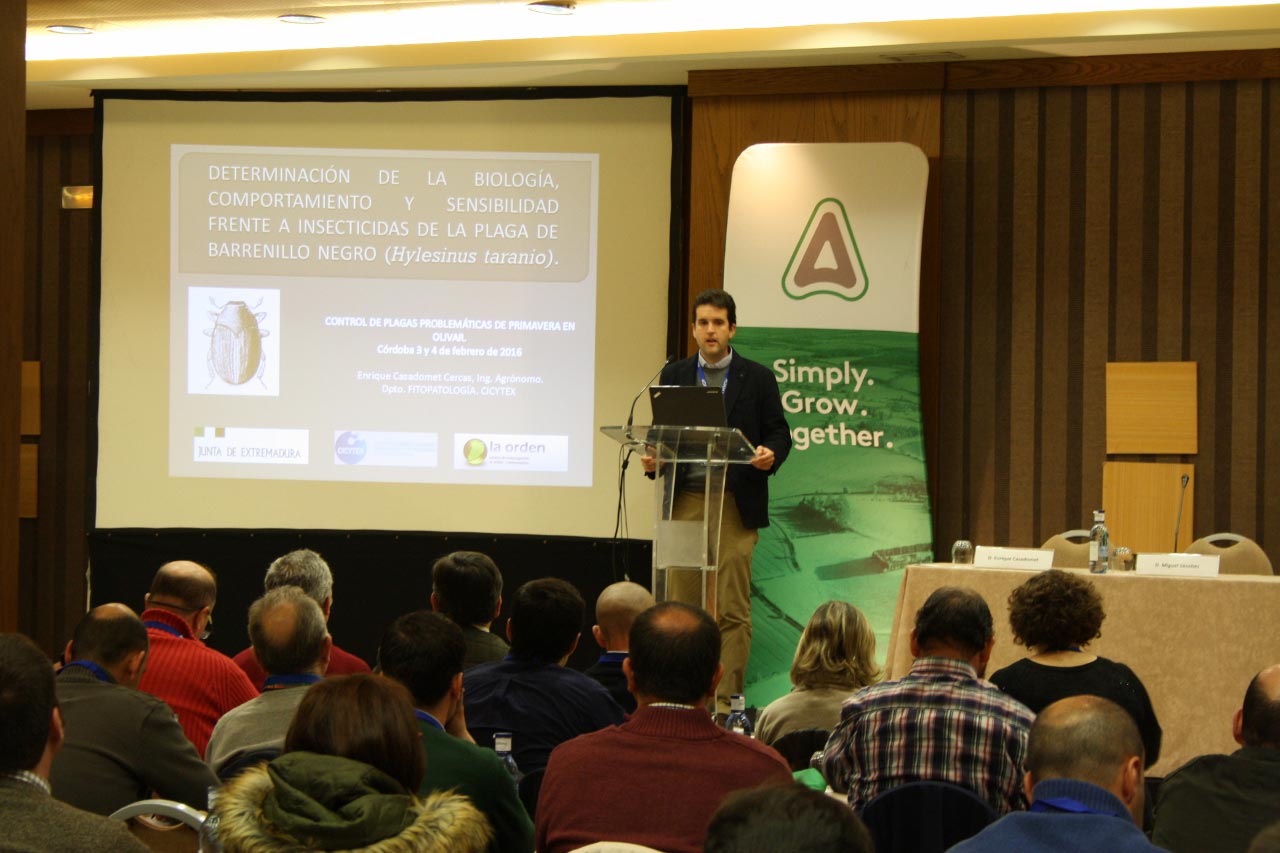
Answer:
xmin=657 ymin=351 xmax=791 ymax=529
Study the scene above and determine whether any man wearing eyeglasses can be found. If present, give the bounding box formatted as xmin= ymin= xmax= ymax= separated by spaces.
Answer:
xmin=136 ymin=560 xmax=257 ymax=755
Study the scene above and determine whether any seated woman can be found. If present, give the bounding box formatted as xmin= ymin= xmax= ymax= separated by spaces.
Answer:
xmin=755 ymin=600 xmax=881 ymax=747
xmin=989 ymin=569 xmax=1162 ymax=766
xmin=212 ymin=673 xmax=492 ymax=852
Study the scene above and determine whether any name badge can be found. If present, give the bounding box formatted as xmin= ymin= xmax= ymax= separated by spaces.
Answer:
xmin=973 ymin=546 xmax=1055 ymax=570
xmin=1135 ymin=553 xmax=1220 ymax=577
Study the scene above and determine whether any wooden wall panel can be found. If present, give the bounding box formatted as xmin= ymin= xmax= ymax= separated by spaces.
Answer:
xmin=0 ymin=1 xmax=23 ymax=634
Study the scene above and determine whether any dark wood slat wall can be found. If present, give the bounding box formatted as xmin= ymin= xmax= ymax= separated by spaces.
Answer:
xmin=0 ymin=1 xmax=24 ymax=633
xmin=941 ymin=78 xmax=1280 ymax=558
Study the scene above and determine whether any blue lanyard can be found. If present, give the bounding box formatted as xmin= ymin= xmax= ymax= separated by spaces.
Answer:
xmin=597 ymin=652 xmax=628 ymax=664
xmin=1030 ymin=797 xmax=1124 ymax=819
xmin=414 ymin=709 xmax=445 ymax=731
xmin=63 ymin=660 xmax=113 ymax=683
xmin=696 ymin=361 xmax=729 ymax=392
xmin=263 ymin=673 xmax=322 ymax=690
xmin=143 ymin=620 xmax=183 ymax=637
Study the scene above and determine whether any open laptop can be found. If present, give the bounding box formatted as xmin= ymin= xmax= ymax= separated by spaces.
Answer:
xmin=648 ymin=385 xmax=728 ymax=428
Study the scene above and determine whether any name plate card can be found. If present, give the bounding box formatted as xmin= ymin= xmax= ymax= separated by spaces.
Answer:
xmin=973 ymin=546 xmax=1055 ymax=570
xmin=1135 ymin=553 xmax=1220 ymax=577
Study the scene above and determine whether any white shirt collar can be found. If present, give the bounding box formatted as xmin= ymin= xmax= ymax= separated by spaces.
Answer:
xmin=698 ymin=350 xmax=733 ymax=370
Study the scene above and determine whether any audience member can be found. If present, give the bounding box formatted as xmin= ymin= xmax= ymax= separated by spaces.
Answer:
xmin=465 ymin=578 xmax=625 ymax=774
xmin=951 ymin=695 xmax=1161 ymax=852
xmin=231 ymin=548 xmax=370 ymax=689
xmin=49 ymin=604 xmax=216 ymax=815
xmin=205 ymin=586 xmax=331 ymax=778
xmin=821 ymin=586 xmax=1033 ymax=813
xmin=1251 ymin=821 xmax=1280 ymax=853
xmin=989 ymin=569 xmax=1162 ymax=765
xmin=432 ymin=550 xmax=510 ymax=669
xmin=1153 ymin=663 xmax=1280 ymax=853
xmin=755 ymin=600 xmax=880 ymax=746
xmin=704 ymin=782 xmax=874 ymax=853
xmin=136 ymin=561 xmax=257 ymax=755
xmin=211 ymin=673 xmax=491 ymax=852
xmin=584 ymin=580 xmax=655 ymax=713
xmin=535 ymin=602 xmax=791 ymax=853
xmin=0 ymin=633 xmax=148 ymax=853
xmin=379 ymin=610 xmax=535 ymax=853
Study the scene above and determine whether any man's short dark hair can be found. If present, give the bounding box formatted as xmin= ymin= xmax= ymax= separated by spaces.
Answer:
xmin=378 ymin=611 xmax=465 ymax=707
xmin=629 ymin=602 xmax=719 ymax=705
xmin=148 ymin=561 xmax=217 ymax=609
xmin=913 ymin=586 xmax=994 ymax=656
xmin=1026 ymin=695 xmax=1144 ymax=788
xmin=705 ymin=782 xmax=873 ymax=853
xmin=68 ymin=606 xmax=148 ymax=667
xmin=0 ymin=634 xmax=56 ymax=774
xmin=247 ymin=586 xmax=328 ymax=676
xmin=507 ymin=578 xmax=584 ymax=662
xmin=264 ymin=548 xmax=333 ymax=605
xmin=1241 ymin=670 xmax=1280 ymax=748
xmin=692 ymin=288 xmax=737 ymax=326
xmin=432 ymin=551 xmax=503 ymax=626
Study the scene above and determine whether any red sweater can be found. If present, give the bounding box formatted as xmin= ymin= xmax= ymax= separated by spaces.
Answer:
xmin=535 ymin=705 xmax=791 ymax=853
xmin=231 ymin=643 xmax=370 ymax=691
xmin=136 ymin=609 xmax=258 ymax=755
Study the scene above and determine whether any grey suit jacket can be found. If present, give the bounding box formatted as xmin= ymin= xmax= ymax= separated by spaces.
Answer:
xmin=0 ymin=775 xmax=148 ymax=853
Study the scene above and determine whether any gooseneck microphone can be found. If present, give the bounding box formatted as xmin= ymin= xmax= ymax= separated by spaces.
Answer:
xmin=625 ymin=356 xmax=673 ymax=431
xmin=1173 ymin=473 xmax=1190 ymax=551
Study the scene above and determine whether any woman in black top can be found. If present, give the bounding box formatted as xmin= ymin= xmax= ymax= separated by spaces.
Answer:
xmin=989 ymin=569 xmax=1162 ymax=767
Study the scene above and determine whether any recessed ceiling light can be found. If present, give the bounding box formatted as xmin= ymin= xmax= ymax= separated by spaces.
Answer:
xmin=277 ymin=14 xmax=326 ymax=24
xmin=47 ymin=24 xmax=94 ymax=34
xmin=527 ymin=0 xmax=575 ymax=14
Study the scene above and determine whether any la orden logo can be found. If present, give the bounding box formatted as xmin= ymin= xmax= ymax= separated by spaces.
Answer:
xmin=782 ymin=198 xmax=869 ymax=302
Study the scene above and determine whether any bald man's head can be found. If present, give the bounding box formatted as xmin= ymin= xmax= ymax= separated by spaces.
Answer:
xmin=69 ymin=604 xmax=148 ymax=667
xmin=247 ymin=586 xmax=329 ymax=677
xmin=628 ymin=602 xmax=720 ymax=705
xmin=147 ymin=561 xmax=217 ymax=611
xmin=593 ymin=582 xmax=655 ymax=651
xmin=1240 ymin=664 xmax=1280 ymax=749
xmin=1028 ymin=695 xmax=1145 ymax=789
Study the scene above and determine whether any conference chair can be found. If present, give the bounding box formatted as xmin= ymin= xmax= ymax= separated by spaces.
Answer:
xmin=1186 ymin=532 xmax=1275 ymax=575
xmin=110 ymin=799 xmax=205 ymax=853
xmin=769 ymin=727 xmax=831 ymax=773
xmin=518 ymin=767 xmax=546 ymax=821
xmin=1040 ymin=530 xmax=1091 ymax=569
xmin=858 ymin=781 xmax=996 ymax=853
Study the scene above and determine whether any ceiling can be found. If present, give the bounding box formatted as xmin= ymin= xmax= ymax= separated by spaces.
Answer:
xmin=25 ymin=1 xmax=1280 ymax=110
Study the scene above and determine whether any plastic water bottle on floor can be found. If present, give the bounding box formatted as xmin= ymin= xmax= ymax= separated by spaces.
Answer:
xmin=494 ymin=731 xmax=524 ymax=783
xmin=725 ymin=694 xmax=753 ymax=737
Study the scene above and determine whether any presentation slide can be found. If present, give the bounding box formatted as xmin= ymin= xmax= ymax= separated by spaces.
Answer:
xmin=96 ymin=96 xmax=673 ymax=535
xmin=172 ymin=145 xmax=597 ymax=485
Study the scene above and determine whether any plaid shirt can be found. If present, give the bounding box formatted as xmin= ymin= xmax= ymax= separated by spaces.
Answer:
xmin=821 ymin=656 xmax=1034 ymax=814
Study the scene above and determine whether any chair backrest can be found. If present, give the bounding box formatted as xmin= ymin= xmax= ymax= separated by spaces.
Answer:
xmin=518 ymin=767 xmax=546 ymax=821
xmin=1040 ymin=530 xmax=1092 ymax=568
xmin=1186 ymin=532 xmax=1274 ymax=575
xmin=858 ymin=781 xmax=996 ymax=853
xmin=110 ymin=799 xmax=205 ymax=853
xmin=769 ymin=727 xmax=831 ymax=773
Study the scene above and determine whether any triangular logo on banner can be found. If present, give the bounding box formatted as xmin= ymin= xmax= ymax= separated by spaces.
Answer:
xmin=782 ymin=198 xmax=869 ymax=302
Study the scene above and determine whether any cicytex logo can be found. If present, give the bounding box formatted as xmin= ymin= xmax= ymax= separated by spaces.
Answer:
xmin=782 ymin=198 xmax=868 ymax=302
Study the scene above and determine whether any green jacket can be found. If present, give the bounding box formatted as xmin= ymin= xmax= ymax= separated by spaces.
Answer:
xmin=214 ymin=751 xmax=492 ymax=852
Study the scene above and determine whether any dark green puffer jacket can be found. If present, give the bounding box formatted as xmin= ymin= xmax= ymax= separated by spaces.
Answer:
xmin=213 ymin=751 xmax=492 ymax=852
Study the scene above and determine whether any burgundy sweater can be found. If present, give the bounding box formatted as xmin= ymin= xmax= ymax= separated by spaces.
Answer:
xmin=535 ymin=705 xmax=791 ymax=853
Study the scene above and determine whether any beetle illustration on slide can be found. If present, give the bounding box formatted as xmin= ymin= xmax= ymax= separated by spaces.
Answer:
xmin=204 ymin=298 xmax=271 ymax=387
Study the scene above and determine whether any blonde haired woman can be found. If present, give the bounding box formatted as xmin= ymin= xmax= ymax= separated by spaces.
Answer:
xmin=755 ymin=601 xmax=881 ymax=746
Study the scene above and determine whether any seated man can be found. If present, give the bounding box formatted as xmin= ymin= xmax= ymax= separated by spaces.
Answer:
xmin=379 ymin=610 xmax=535 ymax=853
xmin=535 ymin=602 xmax=791 ymax=853
xmin=431 ymin=550 xmax=510 ymax=669
xmin=464 ymin=578 xmax=624 ymax=774
xmin=206 ymin=586 xmax=331 ymax=778
xmin=136 ymin=560 xmax=257 ymax=755
xmin=821 ymin=586 xmax=1034 ymax=813
xmin=1153 ymin=663 xmax=1280 ymax=853
xmin=0 ymin=633 xmax=148 ymax=853
xmin=231 ymin=548 xmax=370 ymax=690
xmin=584 ymin=580 xmax=654 ymax=713
xmin=705 ymin=782 xmax=873 ymax=853
xmin=49 ymin=604 xmax=217 ymax=815
xmin=951 ymin=695 xmax=1161 ymax=852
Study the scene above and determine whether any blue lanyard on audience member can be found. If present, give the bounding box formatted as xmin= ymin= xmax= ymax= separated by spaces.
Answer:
xmin=414 ymin=710 xmax=445 ymax=731
xmin=63 ymin=660 xmax=113 ymax=683
xmin=143 ymin=620 xmax=183 ymax=637
xmin=263 ymin=673 xmax=322 ymax=690
xmin=597 ymin=652 xmax=628 ymax=664
xmin=1030 ymin=797 xmax=1125 ymax=819
xmin=696 ymin=362 xmax=729 ymax=392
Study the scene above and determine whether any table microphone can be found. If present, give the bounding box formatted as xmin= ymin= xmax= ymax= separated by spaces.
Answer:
xmin=625 ymin=356 xmax=673 ymax=431
xmin=1172 ymin=473 xmax=1190 ymax=551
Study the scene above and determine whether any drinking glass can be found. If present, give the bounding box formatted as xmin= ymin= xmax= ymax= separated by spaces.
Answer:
xmin=951 ymin=540 xmax=974 ymax=565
